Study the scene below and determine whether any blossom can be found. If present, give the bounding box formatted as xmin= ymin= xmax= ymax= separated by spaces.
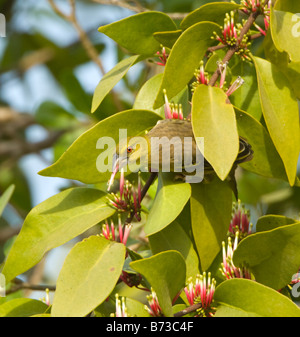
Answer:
xmin=241 ymin=0 xmax=271 ymax=35
xmin=111 ymin=294 xmax=128 ymax=317
xmin=220 ymin=231 xmax=252 ymax=280
xmin=107 ymin=169 xmax=142 ymax=221
xmin=228 ymin=199 xmax=252 ymax=240
xmin=101 ymin=215 xmax=132 ymax=246
xmin=145 ymin=288 xmax=163 ymax=317
xmin=156 ymin=46 xmax=168 ymax=66
xmin=163 ymin=89 xmax=183 ymax=120
xmin=184 ymin=272 xmax=216 ymax=317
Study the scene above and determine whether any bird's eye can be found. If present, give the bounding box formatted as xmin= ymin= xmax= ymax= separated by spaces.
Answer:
xmin=127 ymin=146 xmax=133 ymax=154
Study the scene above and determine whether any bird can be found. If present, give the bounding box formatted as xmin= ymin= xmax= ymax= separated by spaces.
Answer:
xmin=108 ymin=119 xmax=253 ymax=198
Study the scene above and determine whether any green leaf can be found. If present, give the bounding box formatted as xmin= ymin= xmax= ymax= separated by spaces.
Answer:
xmin=154 ymin=22 xmax=221 ymax=108
xmin=39 ymin=110 xmax=161 ymax=184
xmin=256 ymin=214 xmax=296 ymax=232
xmin=35 ymin=101 xmax=77 ymax=130
xmin=91 ymin=55 xmax=140 ymax=113
xmin=153 ymin=30 xmax=182 ymax=49
xmin=274 ymin=0 xmax=300 ymax=12
xmin=0 ymin=298 xmax=48 ymax=317
xmin=192 ymin=85 xmax=239 ymax=180
xmin=230 ymin=57 xmax=262 ymax=121
xmin=180 ymin=2 xmax=240 ymax=30
xmin=130 ymin=250 xmax=186 ymax=317
xmin=190 ymin=178 xmax=232 ymax=271
xmin=144 ymin=173 xmax=191 ymax=236
xmin=133 ymin=73 xmax=165 ymax=116
xmin=98 ymin=12 xmax=177 ymax=55
xmin=253 ymin=56 xmax=300 ymax=185
xmin=214 ymin=279 xmax=300 ymax=317
xmin=2 ymin=187 xmax=115 ymax=282
xmin=234 ymin=107 xmax=287 ymax=181
xmin=270 ymin=9 xmax=300 ymax=63
xmin=263 ymin=30 xmax=300 ymax=100
xmin=0 ymin=185 xmax=15 ymax=217
xmin=233 ymin=222 xmax=300 ymax=290
xmin=148 ymin=220 xmax=200 ymax=280
xmin=51 ymin=236 xmax=125 ymax=317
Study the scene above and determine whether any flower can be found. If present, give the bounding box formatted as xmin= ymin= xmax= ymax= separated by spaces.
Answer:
xmin=184 ymin=272 xmax=216 ymax=317
xmin=111 ymin=294 xmax=128 ymax=317
xmin=107 ymin=169 xmax=142 ymax=221
xmin=101 ymin=215 xmax=132 ymax=246
xmin=241 ymin=0 xmax=271 ymax=35
xmin=156 ymin=46 xmax=168 ymax=66
xmin=228 ymin=199 xmax=252 ymax=240
xmin=145 ymin=288 xmax=163 ymax=317
xmin=220 ymin=231 xmax=252 ymax=280
xmin=163 ymin=89 xmax=183 ymax=120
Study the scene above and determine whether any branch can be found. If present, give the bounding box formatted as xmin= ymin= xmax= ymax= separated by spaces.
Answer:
xmin=173 ymin=303 xmax=202 ymax=317
xmin=6 ymin=278 xmax=56 ymax=296
xmin=125 ymin=172 xmax=158 ymax=225
xmin=48 ymin=0 xmax=105 ymax=75
xmin=208 ymin=1 xmax=269 ymax=87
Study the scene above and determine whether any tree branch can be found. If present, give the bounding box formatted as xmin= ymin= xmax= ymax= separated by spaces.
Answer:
xmin=208 ymin=1 xmax=269 ymax=86
xmin=6 ymin=278 xmax=56 ymax=296
xmin=173 ymin=303 xmax=202 ymax=317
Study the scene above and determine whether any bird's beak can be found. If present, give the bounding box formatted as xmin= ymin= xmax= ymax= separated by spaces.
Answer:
xmin=107 ymin=153 xmax=127 ymax=191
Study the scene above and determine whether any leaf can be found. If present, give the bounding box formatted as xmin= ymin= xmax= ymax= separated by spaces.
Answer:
xmin=256 ymin=214 xmax=296 ymax=232
xmin=270 ymin=9 xmax=300 ymax=63
xmin=192 ymin=85 xmax=239 ymax=180
xmin=130 ymin=250 xmax=186 ymax=317
xmin=153 ymin=30 xmax=182 ymax=49
xmin=144 ymin=173 xmax=191 ymax=236
xmin=180 ymin=2 xmax=240 ymax=30
xmin=0 ymin=185 xmax=15 ymax=217
xmin=148 ymin=220 xmax=200 ymax=279
xmin=39 ymin=110 xmax=161 ymax=184
xmin=2 ymin=187 xmax=115 ymax=282
xmin=190 ymin=178 xmax=232 ymax=271
xmin=91 ymin=55 xmax=140 ymax=113
xmin=230 ymin=57 xmax=262 ymax=121
xmin=274 ymin=0 xmax=300 ymax=12
xmin=253 ymin=56 xmax=300 ymax=185
xmin=0 ymin=298 xmax=48 ymax=317
xmin=234 ymin=107 xmax=287 ymax=181
xmin=214 ymin=279 xmax=300 ymax=317
xmin=154 ymin=22 xmax=221 ymax=108
xmin=35 ymin=101 xmax=77 ymax=130
xmin=98 ymin=12 xmax=177 ymax=55
xmin=233 ymin=222 xmax=300 ymax=290
xmin=51 ymin=236 xmax=126 ymax=317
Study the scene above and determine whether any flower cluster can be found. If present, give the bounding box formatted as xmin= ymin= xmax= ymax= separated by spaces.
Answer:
xmin=220 ymin=231 xmax=252 ymax=280
xmin=191 ymin=60 xmax=244 ymax=97
xmin=228 ymin=199 xmax=252 ymax=240
xmin=163 ymin=89 xmax=184 ymax=120
xmin=101 ymin=216 xmax=132 ymax=246
xmin=184 ymin=272 xmax=216 ymax=317
xmin=156 ymin=46 xmax=168 ymax=66
xmin=241 ymin=0 xmax=271 ymax=36
xmin=213 ymin=11 xmax=252 ymax=61
xmin=107 ymin=169 xmax=142 ymax=221
xmin=145 ymin=288 xmax=163 ymax=317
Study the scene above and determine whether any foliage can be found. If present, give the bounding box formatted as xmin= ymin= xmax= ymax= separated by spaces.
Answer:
xmin=0 ymin=0 xmax=300 ymax=317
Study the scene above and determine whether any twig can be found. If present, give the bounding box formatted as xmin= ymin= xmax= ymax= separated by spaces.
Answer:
xmin=6 ymin=278 xmax=56 ymax=296
xmin=92 ymin=0 xmax=188 ymax=20
xmin=125 ymin=172 xmax=158 ymax=225
xmin=207 ymin=32 xmax=263 ymax=53
xmin=173 ymin=302 xmax=202 ymax=317
xmin=208 ymin=1 xmax=269 ymax=87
